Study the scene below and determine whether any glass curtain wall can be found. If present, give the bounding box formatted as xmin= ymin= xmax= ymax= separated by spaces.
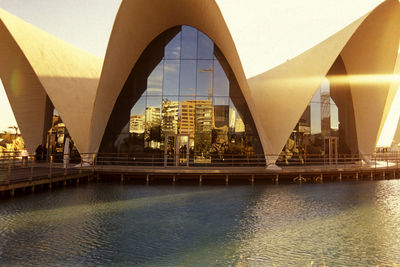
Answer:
xmin=277 ymin=78 xmax=340 ymax=165
xmin=99 ymin=26 xmax=264 ymax=166
xmin=277 ymin=55 xmax=359 ymax=165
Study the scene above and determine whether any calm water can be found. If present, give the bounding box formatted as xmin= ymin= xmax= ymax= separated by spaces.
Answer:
xmin=1 ymin=181 xmax=400 ymax=266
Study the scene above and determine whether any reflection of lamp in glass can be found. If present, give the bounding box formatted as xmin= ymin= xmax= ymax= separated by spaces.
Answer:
xmin=199 ymin=67 xmax=213 ymax=99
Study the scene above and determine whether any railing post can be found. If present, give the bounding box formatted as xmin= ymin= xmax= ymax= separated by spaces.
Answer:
xmin=30 ymin=156 xmax=34 ymax=180
xmin=7 ymin=157 xmax=12 ymax=181
xmin=64 ymin=157 xmax=68 ymax=178
xmin=92 ymin=153 xmax=96 ymax=174
xmin=48 ymin=155 xmax=53 ymax=179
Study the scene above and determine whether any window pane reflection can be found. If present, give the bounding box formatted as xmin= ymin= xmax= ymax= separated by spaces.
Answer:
xmin=197 ymin=31 xmax=214 ymax=59
xmin=194 ymin=97 xmax=212 ymax=160
xmin=161 ymin=97 xmax=179 ymax=135
xmin=213 ymin=59 xmax=229 ymax=96
xmin=179 ymin=60 xmax=197 ymax=96
xmin=278 ymin=77 xmax=346 ymax=166
xmin=164 ymin=32 xmax=181 ymax=59
xmin=163 ymin=60 xmax=180 ymax=95
xmin=147 ymin=61 xmax=163 ymax=96
xmin=145 ymin=97 xmax=161 ymax=150
xmin=100 ymin=25 xmax=264 ymax=165
xmin=197 ymin=60 xmax=214 ymax=97
xmin=181 ymin=26 xmax=197 ymax=59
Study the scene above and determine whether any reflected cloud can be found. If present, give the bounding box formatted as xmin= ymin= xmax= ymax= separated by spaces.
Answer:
xmin=164 ymin=64 xmax=179 ymax=73
xmin=147 ymin=87 xmax=162 ymax=92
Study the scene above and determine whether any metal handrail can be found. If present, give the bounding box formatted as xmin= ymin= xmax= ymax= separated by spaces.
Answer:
xmin=1 ymin=152 xmax=399 ymax=187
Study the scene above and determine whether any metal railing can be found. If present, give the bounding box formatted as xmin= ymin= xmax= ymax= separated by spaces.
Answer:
xmin=0 ymin=153 xmax=86 ymax=187
xmin=1 ymin=151 xmax=399 ymax=186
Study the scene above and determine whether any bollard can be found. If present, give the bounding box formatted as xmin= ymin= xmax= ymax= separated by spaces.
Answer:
xmin=225 ymin=175 xmax=229 ymax=185
xmin=382 ymin=171 xmax=385 ymax=179
xmin=320 ymin=174 xmax=323 ymax=183
xmin=173 ymin=175 xmax=176 ymax=185
xmin=355 ymin=172 xmax=359 ymax=181
xmin=121 ymin=174 xmax=124 ymax=183
xmin=31 ymin=185 xmax=35 ymax=192
xmin=275 ymin=174 xmax=279 ymax=184
xmin=10 ymin=189 xmax=14 ymax=197
xmin=146 ymin=174 xmax=150 ymax=185
xmin=339 ymin=172 xmax=342 ymax=181
xmin=250 ymin=175 xmax=255 ymax=185
xmin=199 ymin=175 xmax=202 ymax=185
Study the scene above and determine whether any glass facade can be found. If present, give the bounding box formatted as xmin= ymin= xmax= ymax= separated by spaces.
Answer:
xmin=99 ymin=26 xmax=264 ymax=166
xmin=277 ymin=56 xmax=359 ymax=165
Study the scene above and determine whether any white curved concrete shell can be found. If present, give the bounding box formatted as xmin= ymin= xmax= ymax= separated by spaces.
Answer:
xmin=249 ymin=0 xmax=400 ymax=163
xmin=1 ymin=0 xmax=400 ymax=166
xmin=0 ymin=8 xmax=102 ymax=153
xmin=88 ymin=0 xmax=251 ymax=154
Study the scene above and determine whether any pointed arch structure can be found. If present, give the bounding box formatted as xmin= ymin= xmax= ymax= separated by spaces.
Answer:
xmin=1 ymin=0 xmax=400 ymax=166
xmin=87 ymin=0 xmax=252 ymax=154
xmin=248 ymin=0 xmax=400 ymax=164
xmin=0 ymin=9 xmax=102 ymax=153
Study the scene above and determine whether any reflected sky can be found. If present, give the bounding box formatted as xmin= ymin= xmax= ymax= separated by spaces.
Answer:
xmin=102 ymin=25 xmax=261 ymax=159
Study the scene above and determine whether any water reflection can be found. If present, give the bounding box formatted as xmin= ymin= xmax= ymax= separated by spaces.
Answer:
xmin=1 ymin=181 xmax=400 ymax=266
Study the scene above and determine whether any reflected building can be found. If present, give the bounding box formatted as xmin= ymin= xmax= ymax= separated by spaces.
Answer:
xmin=278 ymin=69 xmax=355 ymax=165
xmin=129 ymin=115 xmax=145 ymax=134
xmin=99 ymin=25 xmax=263 ymax=164
xmin=161 ymin=100 xmax=179 ymax=134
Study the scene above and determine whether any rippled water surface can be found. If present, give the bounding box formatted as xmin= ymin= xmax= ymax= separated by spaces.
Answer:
xmin=1 ymin=180 xmax=400 ymax=266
